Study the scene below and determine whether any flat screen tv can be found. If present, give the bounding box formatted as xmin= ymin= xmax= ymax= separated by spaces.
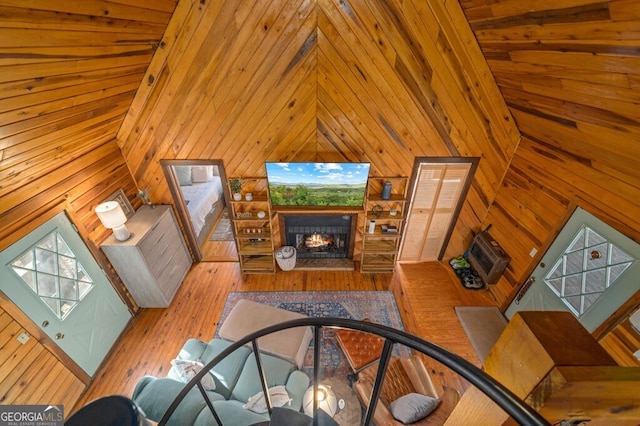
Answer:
xmin=265 ymin=162 xmax=370 ymax=207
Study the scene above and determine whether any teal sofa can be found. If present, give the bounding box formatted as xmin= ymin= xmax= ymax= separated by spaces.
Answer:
xmin=132 ymin=338 xmax=310 ymax=426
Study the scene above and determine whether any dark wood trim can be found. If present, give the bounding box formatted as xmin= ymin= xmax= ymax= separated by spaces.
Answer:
xmin=0 ymin=291 xmax=91 ymax=385
xmin=406 ymin=157 xmax=481 ymax=261
xmin=160 ymin=159 xmax=231 ymax=263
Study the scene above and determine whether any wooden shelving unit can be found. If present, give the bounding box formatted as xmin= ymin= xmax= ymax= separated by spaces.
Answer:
xmin=361 ymin=177 xmax=408 ymax=272
xmin=228 ymin=177 xmax=275 ymax=273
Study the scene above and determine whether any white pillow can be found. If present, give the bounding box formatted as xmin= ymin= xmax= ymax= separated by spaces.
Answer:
xmin=174 ymin=166 xmax=192 ymax=186
xmin=389 ymin=393 xmax=440 ymax=423
xmin=170 ymin=359 xmax=216 ymax=391
xmin=243 ymin=385 xmax=291 ymax=414
xmin=191 ymin=166 xmax=214 ymax=183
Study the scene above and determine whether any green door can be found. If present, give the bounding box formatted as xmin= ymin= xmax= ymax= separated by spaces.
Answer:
xmin=0 ymin=211 xmax=131 ymax=376
xmin=506 ymin=207 xmax=639 ymax=332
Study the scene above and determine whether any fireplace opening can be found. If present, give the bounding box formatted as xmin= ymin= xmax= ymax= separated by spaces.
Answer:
xmin=281 ymin=214 xmax=355 ymax=259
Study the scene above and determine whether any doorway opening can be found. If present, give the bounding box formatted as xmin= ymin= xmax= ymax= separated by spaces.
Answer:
xmin=161 ymin=160 xmax=237 ymax=262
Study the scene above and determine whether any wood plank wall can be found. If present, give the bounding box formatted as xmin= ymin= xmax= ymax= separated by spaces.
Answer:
xmin=459 ymin=0 xmax=640 ymax=330
xmin=0 ymin=304 xmax=85 ymax=407
xmin=117 ymin=0 xmax=519 ymax=261
xmin=0 ymin=0 xmax=176 ymax=408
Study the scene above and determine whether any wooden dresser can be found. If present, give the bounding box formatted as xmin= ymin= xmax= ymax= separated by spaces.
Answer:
xmin=101 ymin=205 xmax=191 ymax=307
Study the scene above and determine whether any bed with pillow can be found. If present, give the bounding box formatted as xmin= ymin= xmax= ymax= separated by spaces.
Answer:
xmin=174 ymin=165 xmax=225 ymax=241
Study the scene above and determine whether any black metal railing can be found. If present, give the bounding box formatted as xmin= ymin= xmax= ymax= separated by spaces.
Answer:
xmin=159 ymin=317 xmax=550 ymax=425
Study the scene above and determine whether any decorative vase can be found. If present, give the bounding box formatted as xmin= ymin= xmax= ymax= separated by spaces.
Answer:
xmin=245 ymin=192 xmax=253 ymax=201
xmin=381 ymin=181 xmax=392 ymax=200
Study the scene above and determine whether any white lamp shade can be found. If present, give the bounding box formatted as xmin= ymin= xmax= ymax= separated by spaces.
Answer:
xmin=303 ymin=385 xmax=338 ymax=417
xmin=95 ymin=201 xmax=127 ymax=228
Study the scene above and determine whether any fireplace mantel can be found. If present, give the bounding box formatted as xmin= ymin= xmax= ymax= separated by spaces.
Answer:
xmin=272 ymin=206 xmax=363 ymax=214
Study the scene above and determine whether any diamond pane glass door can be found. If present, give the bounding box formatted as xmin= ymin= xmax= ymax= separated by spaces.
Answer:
xmin=506 ymin=207 xmax=640 ymax=332
xmin=0 ymin=211 xmax=131 ymax=376
xmin=544 ymin=226 xmax=634 ymax=317
xmin=10 ymin=231 xmax=95 ymax=320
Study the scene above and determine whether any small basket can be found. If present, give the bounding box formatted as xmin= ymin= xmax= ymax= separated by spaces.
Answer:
xmin=275 ymin=246 xmax=296 ymax=271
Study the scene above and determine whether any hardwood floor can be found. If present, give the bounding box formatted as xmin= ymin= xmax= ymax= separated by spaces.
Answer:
xmin=201 ymin=239 xmax=237 ymax=261
xmin=73 ymin=261 xmax=498 ymax=413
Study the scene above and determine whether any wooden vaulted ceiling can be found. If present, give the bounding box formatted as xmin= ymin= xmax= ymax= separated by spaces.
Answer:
xmin=118 ymin=0 xmax=517 ymax=199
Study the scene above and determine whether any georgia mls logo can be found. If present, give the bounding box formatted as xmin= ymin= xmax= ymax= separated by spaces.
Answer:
xmin=0 ymin=405 xmax=63 ymax=426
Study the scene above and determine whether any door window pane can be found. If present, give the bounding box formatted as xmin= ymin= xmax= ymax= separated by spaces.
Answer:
xmin=10 ymin=230 xmax=95 ymax=320
xmin=544 ymin=225 xmax=634 ymax=316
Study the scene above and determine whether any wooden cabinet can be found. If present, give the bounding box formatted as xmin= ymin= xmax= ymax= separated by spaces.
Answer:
xmin=445 ymin=311 xmax=640 ymax=425
xmin=361 ymin=177 xmax=408 ymax=272
xmin=228 ymin=178 xmax=275 ymax=273
xmin=101 ymin=205 xmax=191 ymax=307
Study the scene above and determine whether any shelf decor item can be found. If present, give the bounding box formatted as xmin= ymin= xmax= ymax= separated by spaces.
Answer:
xmin=245 ymin=192 xmax=253 ymax=201
xmin=381 ymin=181 xmax=392 ymax=200
xmin=368 ymin=220 xmax=376 ymax=234
xmin=230 ymin=178 xmax=242 ymax=201
xmin=372 ymin=204 xmax=383 ymax=217
xmin=275 ymin=246 xmax=296 ymax=271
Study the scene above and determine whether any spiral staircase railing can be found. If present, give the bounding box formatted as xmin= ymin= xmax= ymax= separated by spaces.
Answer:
xmin=159 ymin=317 xmax=550 ymax=425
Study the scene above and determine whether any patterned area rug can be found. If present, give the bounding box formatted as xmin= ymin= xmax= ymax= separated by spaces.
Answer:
xmin=217 ymin=291 xmax=408 ymax=379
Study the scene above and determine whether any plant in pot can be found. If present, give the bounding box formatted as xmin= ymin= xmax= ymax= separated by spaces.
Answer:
xmin=230 ymin=178 xmax=242 ymax=201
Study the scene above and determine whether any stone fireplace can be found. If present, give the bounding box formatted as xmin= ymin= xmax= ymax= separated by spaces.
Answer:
xmin=280 ymin=213 xmax=357 ymax=260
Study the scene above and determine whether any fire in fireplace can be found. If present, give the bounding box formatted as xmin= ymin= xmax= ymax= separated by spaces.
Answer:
xmin=282 ymin=214 xmax=355 ymax=259
xmin=304 ymin=233 xmax=334 ymax=250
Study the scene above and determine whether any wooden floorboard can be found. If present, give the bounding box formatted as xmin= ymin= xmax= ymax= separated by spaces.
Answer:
xmin=73 ymin=261 xmax=498 ymax=413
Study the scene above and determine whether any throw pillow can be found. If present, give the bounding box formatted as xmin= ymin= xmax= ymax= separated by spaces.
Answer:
xmin=174 ymin=166 xmax=192 ymax=186
xmin=191 ymin=165 xmax=214 ymax=183
xmin=170 ymin=359 xmax=216 ymax=391
xmin=243 ymin=385 xmax=292 ymax=414
xmin=389 ymin=393 xmax=440 ymax=424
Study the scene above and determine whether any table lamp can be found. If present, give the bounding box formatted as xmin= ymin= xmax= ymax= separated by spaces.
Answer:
xmin=96 ymin=201 xmax=130 ymax=241
xmin=303 ymin=384 xmax=338 ymax=417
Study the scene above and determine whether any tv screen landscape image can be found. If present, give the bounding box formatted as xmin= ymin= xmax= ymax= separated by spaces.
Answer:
xmin=265 ymin=162 xmax=370 ymax=207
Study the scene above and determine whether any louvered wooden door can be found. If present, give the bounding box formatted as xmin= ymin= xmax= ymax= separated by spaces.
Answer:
xmin=400 ymin=163 xmax=472 ymax=262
